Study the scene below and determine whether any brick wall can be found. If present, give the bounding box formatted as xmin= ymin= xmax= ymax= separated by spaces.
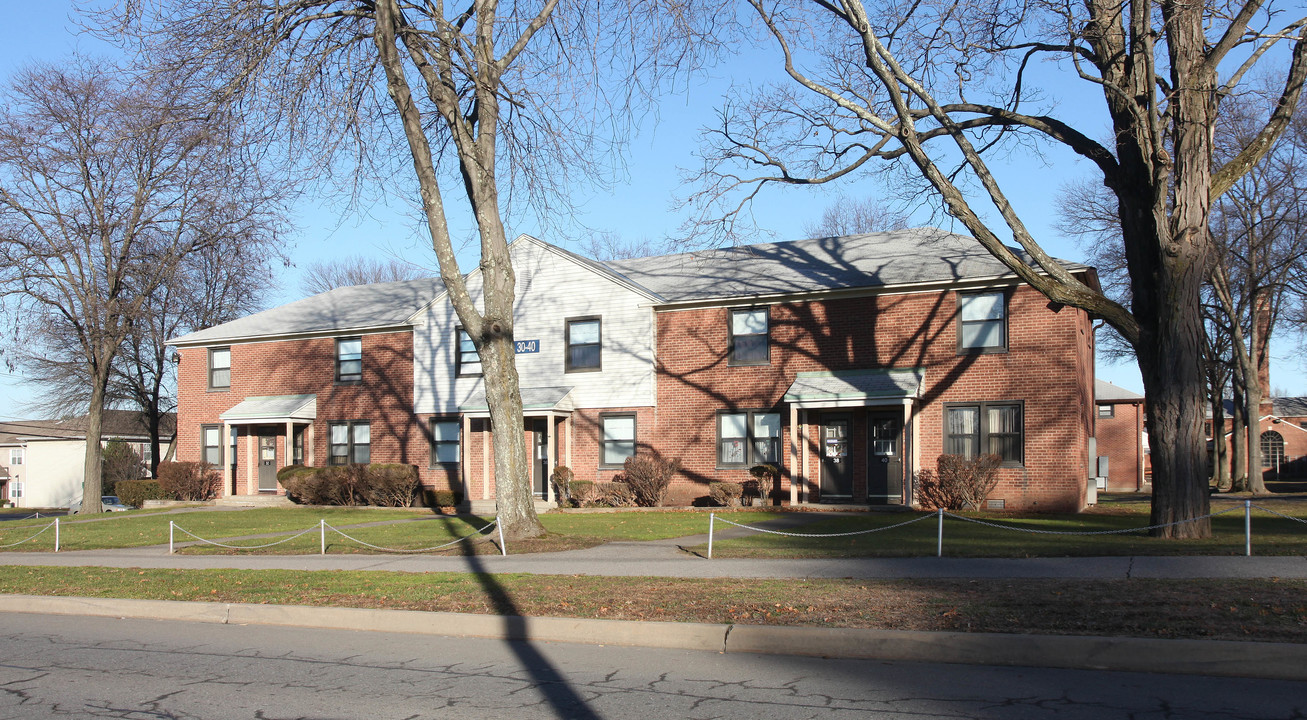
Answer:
xmin=647 ymin=284 xmax=1093 ymax=510
xmin=1096 ymin=401 xmax=1145 ymax=492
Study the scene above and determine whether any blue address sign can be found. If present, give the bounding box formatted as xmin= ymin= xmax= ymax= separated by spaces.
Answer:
xmin=514 ymin=339 xmax=540 ymax=354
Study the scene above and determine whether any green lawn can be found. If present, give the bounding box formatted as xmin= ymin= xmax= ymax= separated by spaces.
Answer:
xmin=700 ymin=505 xmax=1307 ymax=557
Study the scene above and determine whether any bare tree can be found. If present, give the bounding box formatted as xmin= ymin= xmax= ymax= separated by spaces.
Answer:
xmin=0 ymin=59 xmax=288 ymax=514
xmin=802 ymin=195 xmax=909 ymax=238
xmin=300 ymin=256 xmax=428 ymax=296
xmin=104 ymin=0 xmax=721 ymax=538
xmin=687 ymin=0 xmax=1307 ymax=538
xmin=576 ymin=231 xmax=667 ymax=262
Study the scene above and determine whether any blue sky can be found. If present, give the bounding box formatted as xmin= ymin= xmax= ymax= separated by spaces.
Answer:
xmin=1 ymin=2 xmax=1302 ymax=419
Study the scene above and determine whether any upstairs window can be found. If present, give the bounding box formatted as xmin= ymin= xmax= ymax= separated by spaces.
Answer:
xmin=329 ymin=421 xmax=370 ymax=465
xmin=729 ymin=308 xmax=769 ymax=365
xmin=456 ymin=328 xmax=481 ymax=376
xmin=336 ymin=337 xmax=362 ymax=383
xmin=209 ymin=347 xmax=231 ymax=389
xmin=8 ymin=448 xmax=22 ymax=466
xmin=566 ymin=317 xmax=602 ymax=372
xmin=717 ymin=410 xmax=781 ymax=466
xmin=957 ymin=291 xmax=1007 ymax=352
xmin=1097 ymin=404 xmax=1114 ymax=418
xmin=430 ymin=418 xmax=461 ymax=466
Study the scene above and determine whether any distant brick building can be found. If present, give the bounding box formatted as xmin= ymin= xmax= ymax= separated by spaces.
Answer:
xmin=1093 ymin=380 xmax=1147 ymax=493
xmin=170 ymin=229 xmax=1104 ymax=511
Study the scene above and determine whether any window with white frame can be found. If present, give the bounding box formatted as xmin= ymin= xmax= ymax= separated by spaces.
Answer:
xmin=599 ymin=414 xmax=636 ymax=466
xmin=329 ymin=421 xmax=370 ymax=465
xmin=957 ymin=291 xmax=1007 ymax=352
xmin=729 ymin=308 xmax=769 ymax=365
xmin=456 ymin=328 xmax=481 ymax=376
xmin=717 ymin=410 xmax=781 ymax=466
xmin=336 ymin=337 xmax=363 ymax=382
xmin=8 ymin=481 xmax=22 ymax=500
xmin=8 ymin=448 xmax=22 ymax=466
xmin=209 ymin=347 xmax=231 ymax=389
xmin=430 ymin=418 xmax=460 ymax=465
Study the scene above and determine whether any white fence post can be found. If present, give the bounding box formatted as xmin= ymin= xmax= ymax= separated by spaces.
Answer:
xmin=169 ymin=521 xmax=174 ymax=554
xmin=936 ymin=508 xmax=944 ymax=558
xmin=708 ymin=513 xmax=715 ymax=559
xmin=54 ymin=518 xmax=59 ymax=553
xmin=497 ymin=516 xmax=506 ymax=556
xmin=320 ymin=519 xmax=326 ymax=555
xmin=1245 ymin=499 xmax=1252 ymax=557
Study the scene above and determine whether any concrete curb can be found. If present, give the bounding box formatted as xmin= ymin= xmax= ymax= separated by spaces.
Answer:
xmin=3 ymin=594 xmax=1305 ymax=681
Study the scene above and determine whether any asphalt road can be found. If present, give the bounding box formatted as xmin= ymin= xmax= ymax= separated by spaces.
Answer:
xmin=0 ymin=612 xmax=1303 ymax=719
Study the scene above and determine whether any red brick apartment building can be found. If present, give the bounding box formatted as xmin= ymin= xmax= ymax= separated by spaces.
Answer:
xmin=170 ymin=229 xmax=1103 ymax=511
xmin=1093 ymin=379 xmax=1148 ymax=493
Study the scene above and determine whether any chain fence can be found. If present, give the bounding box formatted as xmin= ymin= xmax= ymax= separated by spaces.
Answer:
xmin=0 ymin=518 xmax=58 ymax=550
xmin=708 ymin=501 xmax=1303 ymax=558
xmin=169 ymin=517 xmax=505 ymax=556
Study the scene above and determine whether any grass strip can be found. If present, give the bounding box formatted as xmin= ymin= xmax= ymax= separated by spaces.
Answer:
xmin=0 ymin=566 xmax=1303 ymax=643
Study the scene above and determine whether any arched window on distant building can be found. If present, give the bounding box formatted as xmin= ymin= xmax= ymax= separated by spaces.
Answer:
xmin=1260 ymin=430 xmax=1285 ymax=469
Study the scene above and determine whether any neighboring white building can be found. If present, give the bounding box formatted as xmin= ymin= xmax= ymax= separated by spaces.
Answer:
xmin=0 ymin=411 xmax=176 ymax=509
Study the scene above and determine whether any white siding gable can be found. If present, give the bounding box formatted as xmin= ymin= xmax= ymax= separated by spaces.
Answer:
xmin=413 ymin=238 xmax=655 ymax=414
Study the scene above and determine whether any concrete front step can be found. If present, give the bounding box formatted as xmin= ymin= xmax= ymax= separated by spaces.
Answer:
xmin=215 ymin=494 xmax=296 ymax=508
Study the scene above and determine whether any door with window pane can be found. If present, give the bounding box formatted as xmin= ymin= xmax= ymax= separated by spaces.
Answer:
xmin=257 ymin=431 xmax=278 ymax=492
xmin=868 ymin=412 xmax=903 ymax=504
xmin=819 ymin=414 xmax=853 ymax=498
xmin=531 ymin=418 xmax=549 ymax=498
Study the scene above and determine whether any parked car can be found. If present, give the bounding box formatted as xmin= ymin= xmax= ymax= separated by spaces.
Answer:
xmin=69 ymin=496 xmax=131 ymax=513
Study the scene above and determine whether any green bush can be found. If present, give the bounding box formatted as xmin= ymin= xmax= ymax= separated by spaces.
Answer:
xmin=101 ymin=441 xmax=142 ymax=494
xmin=156 ymin=461 xmax=221 ymax=501
xmin=282 ymin=464 xmax=422 ymax=507
xmin=115 ymin=479 xmax=167 ymax=508
xmin=428 ymin=489 xmax=462 ymax=508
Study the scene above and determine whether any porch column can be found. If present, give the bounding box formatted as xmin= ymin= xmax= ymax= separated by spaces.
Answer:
xmin=221 ymin=421 xmax=232 ymax=497
xmin=285 ymin=421 xmax=294 ymax=470
xmin=903 ymin=401 xmax=914 ymax=505
xmin=461 ymin=414 xmax=471 ymax=495
xmin=800 ymin=410 xmax=810 ymax=502
xmin=546 ymin=414 xmax=557 ymax=503
xmin=789 ymin=403 xmax=799 ymax=505
xmin=307 ymin=424 xmax=315 ymax=466
xmin=244 ymin=431 xmax=255 ymax=496
xmin=482 ymin=420 xmax=491 ymax=500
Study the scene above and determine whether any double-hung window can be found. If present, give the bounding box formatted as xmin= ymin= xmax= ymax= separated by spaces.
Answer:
xmin=201 ymin=425 xmax=223 ymax=466
xmin=599 ymin=414 xmax=636 ymax=466
xmin=566 ymin=317 xmax=601 ymax=372
xmin=945 ymin=402 xmax=1022 ymax=465
xmin=8 ymin=482 xmax=22 ymax=500
xmin=329 ymin=421 xmax=370 ymax=465
xmin=957 ymin=291 xmax=1007 ymax=352
xmin=430 ymin=418 xmax=461 ymax=466
xmin=336 ymin=337 xmax=362 ymax=383
xmin=8 ymin=448 xmax=22 ymax=466
xmin=456 ymin=328 xmax=481 ymax=376
xmin=717 ymin=410 xmax=781 ymax=466
xmin=729 ymin=308 xmax=769 ymax=365
xmin=209 ymin=348 xmax=231 ymax=389
xmin=1097 ymin=404 xmax=1114 ymax=418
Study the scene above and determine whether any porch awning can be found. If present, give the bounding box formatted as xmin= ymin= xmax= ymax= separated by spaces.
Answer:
xmin=783 ymin=369 xmax=925 ymax=409
xmin=458 ymin=386 xmax=575 ymax=416
xmin=219 ymin=394 xmax=317 ymax=423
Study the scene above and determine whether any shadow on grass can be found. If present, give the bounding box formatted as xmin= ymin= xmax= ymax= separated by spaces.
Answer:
xmin=440 ymin=515 xmax=602 ymax=720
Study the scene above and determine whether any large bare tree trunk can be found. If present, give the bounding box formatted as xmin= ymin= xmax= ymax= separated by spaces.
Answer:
xmin=1231 ymin=385 xmax=1247 ymax=490
xmin=1209 ymin=372 xmax=1229 ymax=491
xmin=80 ymin=360 xmax=114 ymax=515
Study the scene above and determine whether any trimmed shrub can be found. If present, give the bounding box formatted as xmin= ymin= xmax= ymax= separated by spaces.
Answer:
xmin=567 ymin=480 xmax=596 ymax=506
xmin=550 ymin=466 xmax=575 ymax=505
xmin=748 ymin=464 xmax=781 ymax=506
xmin=115 ymin=479 xmax=166 ymax=508
xmin=101 ymin=441 xmax=142 ymax=494
xmin=619 ymin=453 xmax=681 ymax=507
xmin=915 ymin=454 xmax=1003 ymax=510
xmin=364 ymin=464 xmax=420 ymax=507
xmin=708 ymin=481 xmax=743 ymax=507
xmin=428 ymin=489 xmax=462 ymax=508
xmin=156 ymin=461 xmax=221 ymax=501
xmin=593 ymin=481 xmax=636 ymax=507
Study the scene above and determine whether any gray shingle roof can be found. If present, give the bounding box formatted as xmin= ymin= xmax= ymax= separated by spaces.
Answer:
xmin=604 ymin=228 xmax=1089 ymax=303
xmin=459 ymin=386 xmax=575 ymax=413
xmin=169 ymin=278 xmax=445 ymax=346
xmin=784 ymin=369 xmax=926 ymax=405
xmin=219 ymin=395 xmax=318 ymax=422
xmin=1273 ymin=397 xmax=1307 ymax=418
xmin=0 ymin=411 xmax=176 ymax=441
xmin=1095 ymin=380 xmax=1144 ymax=403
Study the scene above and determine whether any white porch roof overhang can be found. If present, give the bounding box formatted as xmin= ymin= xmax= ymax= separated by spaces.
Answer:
xmin=219 ymin=394 xmax=318 ymax=425
xmin=783 ymin=369 xmax=925 ymax=409
xmin=458 ymin=386 xmax=576 ymax=419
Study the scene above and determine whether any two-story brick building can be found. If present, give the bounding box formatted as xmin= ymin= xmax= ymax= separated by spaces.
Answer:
xmin=170 ymin=229 xmax=1100 ymax=510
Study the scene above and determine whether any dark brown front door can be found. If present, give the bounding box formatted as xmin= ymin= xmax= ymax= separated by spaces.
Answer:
xmin=258 ymin=433 xmax=278 ymax=492
xmin=820 ymin=414 xmax=853 ymax=498
xmin=868 ymin=412 xmax=904 ymax=504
